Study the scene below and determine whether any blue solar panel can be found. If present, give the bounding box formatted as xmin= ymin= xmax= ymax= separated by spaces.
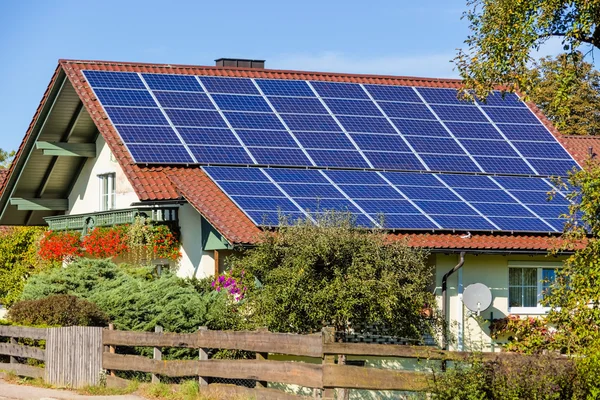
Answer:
xmin=116 ymin=125 xmax=180 ymax=144
xmin=294 ymin=131 xmax=355 ymax=149
xmin=84 ymin=71 xmax=145 ymax=89
xmin=493 ymin=176 xmax=553 ymax=191
xmin=433 ymin=215 xmax=496 ymax=230
xmin=474 ymin=157 xmax=534 ymax=175
xmin=405 ymin=137 xmax=465 ymax=154
xmin=445 ymin=122 xmax=503 ymax=139
xmin=378 ymin=214 xmax=438 ymax=229
xmin=489 ymin=217 xmax=553 ymax=232
xmin=245 ymin=211 xmax=306 ymax=226
xmin=355 ymin=199 xmax=420 ymax=214
xmin=105 ymin=107 xmax=168 ymax=125
xmin=279 ymin=183 xmax=342 ymax=198
xmin=311 ymin=81 xmax=369 ymax=99
xmin=365 ymin=85 xmax=422 ymax=102
xmin=128 ymin=144 xmax=193 ymax=163
xmin=496 ymin=124 xmax=555 ymax=141
xmin=400 ymin=186 xmax=461 ymax=201
xmin=280 ymin=114 xmax=340 ymax=132
xmin=544 ymin=219 xmax=568 ymax=231
xmin=233 ymin=196 xmax=300 ymax=212
xmin=430 ymin=105 xmax=488 ymax=122
xmin=527 ymin=205 xmax=569 ymax=218
xmin=508 ymin=190 xmax=554 ymax=204
xmin=189 ymin=146 xmax=253 ymax=164
xmin=236 ymin=130 xmax=297 ymax=147
xmin=338 ymin=116 xmax=396 ymax=134
xmin=165 ymin=109 xmax=227 ymax=127
xmin=212 ymin=94 xmax=271 ymax=112
xmin=219 ymin=181 xmax=283 ymax=196
xmin=419 ymin=88 xmax=476 ymax=105
xmin=268 ymin=97 xmax=328 ymax=114
xmin=249 ymin=148 xmax=312 ymax=166
xmin=323 ymin=98 xmax=382 ymax=116
xmin=225 ymin=112 xmax=285 ymax=130
xmin=350 ymin=134 xmax=410 ymax=152
xmin=392 ymin=119 xmax=450 ymax=137
xmin=472 ymin=203 xmax=535 ymax=217
xmin=324 ymin=170 xmax=387 ymax=185
xmin=307 ymin=150 xmax=370 ymax=168
xmin=154 ymin=92 xmax=215 ymax=109
xmin=95 ymin=89 xmax=156 ymax=107
xmin=459 ymin=139 xmax=519 ymax=157
xmin=420 ymin=154 xmax=481 ymax=173
xmin=378 ymin=102 xmax=435 ymax=120
xmin=383 ymin=172 xmax=444 ymax=187
xmin=528 ymin=159 xmax=579 ymax=176
xmin=483 ymin=107 xmax=539 ymax=124
xmin=266 ymin=168 xmax=329 ymax=183
xmin=341 ymin=185 xmax=400 ymax=199
xmin=364 ymin=152 xmax=425 ymax=170
xmin=416 ymin=201 xmax=478 ymax=215
xmin=199 ymin=76 xmax=259 ymax=95
xmin=437 ymin=174 xmax=498 ymax=189
xmin=454 ymin=188 xmax=516 ymax=203
xmin=178 ymin=127 xmax=240 ymax=146
xmin=295 ymin=198 xmax=361 ymax=213
xmin=142 ymin=74 xmax=203 ymax=92
xmin=256 ymin=79 xmax=315 ymax=97
xmin=203 ymin=166 xmax=269 ymax=182
xmin=512 ymin=141 xmax=571 ymax=158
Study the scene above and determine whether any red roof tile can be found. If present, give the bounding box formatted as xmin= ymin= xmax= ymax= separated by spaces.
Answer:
xmin=6 ymin=59 xmax=590 ymax=251
xmin=557 ymin=135 xmax=600 ymax=167
xmin=0 ymin=170 xmax=8 ymax=192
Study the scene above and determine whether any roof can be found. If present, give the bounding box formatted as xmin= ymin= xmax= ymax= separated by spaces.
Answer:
xmin=558 ymin=135 xmax=600 ymax=166
xmin=0 ymin=170 xmax=8 ymax=191
xmin=3 ymin=59 xmax=597 ymax=250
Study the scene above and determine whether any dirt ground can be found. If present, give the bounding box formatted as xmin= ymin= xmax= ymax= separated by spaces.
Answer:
xmin=0 ymin=378 xmax=144 ymax=400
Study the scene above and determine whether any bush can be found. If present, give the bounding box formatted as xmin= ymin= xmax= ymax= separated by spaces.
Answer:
xmin=428 ymin=355 xmax=578 ymax=400
xmin=8 ymin=294 xmax=109 ymax=327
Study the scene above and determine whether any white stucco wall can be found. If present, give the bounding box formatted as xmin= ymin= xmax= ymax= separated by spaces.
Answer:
xmin=68 ymin=135 xmax=139 ymax=214
xmin=177 ymin=203 xmax=215 ymax=279
xmin=434 ymin=253 xmax=567 ymax=352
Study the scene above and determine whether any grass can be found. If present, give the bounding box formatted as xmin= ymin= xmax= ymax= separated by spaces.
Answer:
xmin=1 ymin=372 xmax=54 ymax=388
xmin=138 ymin=381 xmax=253 ymax=400
xmin=78 ymin=380 xmax=140 ymax=395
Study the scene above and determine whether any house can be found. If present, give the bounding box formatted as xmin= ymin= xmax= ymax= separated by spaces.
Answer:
xmin=0 ymin=58 xmax=597 ymax=352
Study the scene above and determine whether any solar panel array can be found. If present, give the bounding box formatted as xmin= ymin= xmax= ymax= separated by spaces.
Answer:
xmin=82 ymin=70 xmax=579 ymax=233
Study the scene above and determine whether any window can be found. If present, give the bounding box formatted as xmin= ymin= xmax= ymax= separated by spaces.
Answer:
xmin=99 ymin=173 xmax=116 ymax=211
xmin=508 ymin=265 xmax=558 ymax=313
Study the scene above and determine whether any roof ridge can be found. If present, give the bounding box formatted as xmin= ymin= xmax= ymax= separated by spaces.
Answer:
xmin=58 ymin=58 xmax=464 ymax=84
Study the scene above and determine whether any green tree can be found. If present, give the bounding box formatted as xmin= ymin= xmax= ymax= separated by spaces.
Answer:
xmin=455 ymin=0 xmax=600 ymax=99
xmin=0 ymin=227 xmax=46 ymax=306
xmin=527 ymin=53 xmax=600 ymax=136
xmin=229 ymin=212 xmax=435 ymax=339
xmin=0 ymin=148 xmax=15 ymax=169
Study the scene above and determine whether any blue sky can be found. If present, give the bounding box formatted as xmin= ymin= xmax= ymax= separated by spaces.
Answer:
xmin=0 ymin=0 xmax=591 ymax=152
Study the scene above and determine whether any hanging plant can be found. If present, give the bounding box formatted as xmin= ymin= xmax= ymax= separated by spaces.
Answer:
xmin=38 ymin=231 xmax=83 ymax=262
xmin=81 ymin=226 xmax=129 ymax=258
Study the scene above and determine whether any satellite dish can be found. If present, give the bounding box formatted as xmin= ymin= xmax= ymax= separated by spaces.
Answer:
xmin=462 ymin=283 xmax=492 ymax=315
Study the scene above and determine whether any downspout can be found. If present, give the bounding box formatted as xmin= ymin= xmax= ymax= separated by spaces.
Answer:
xmin=441 ymin=251 xmax=465 ymax=350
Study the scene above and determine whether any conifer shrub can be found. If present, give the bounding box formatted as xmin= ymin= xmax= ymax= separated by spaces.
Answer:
xmin=8 ymin=294 xmax=109 ymax=327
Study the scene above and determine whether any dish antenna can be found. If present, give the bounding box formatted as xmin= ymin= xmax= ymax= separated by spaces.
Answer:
xmin=462 ymin=283 xmax=492 ymax=316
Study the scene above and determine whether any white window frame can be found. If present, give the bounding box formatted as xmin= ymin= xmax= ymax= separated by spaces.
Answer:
xmin=508 ymin=261 xmax=562 ymax=315
xmin=98 ymin=173 xmax=116 ymax=211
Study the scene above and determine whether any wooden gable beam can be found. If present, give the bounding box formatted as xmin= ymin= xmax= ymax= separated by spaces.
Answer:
xmin=9 ymin=198 xmax=68 ymax=211
xmin=35 ymin=141 xmax=96 ymax=157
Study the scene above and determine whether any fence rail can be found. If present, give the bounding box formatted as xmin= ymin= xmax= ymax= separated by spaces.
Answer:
xmin=0 ymin=325 xmax=46 ymax=379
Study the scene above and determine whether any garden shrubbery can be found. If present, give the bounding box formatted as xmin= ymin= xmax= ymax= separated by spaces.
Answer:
xmin=9 ymin=294 xmax=109 ymax=327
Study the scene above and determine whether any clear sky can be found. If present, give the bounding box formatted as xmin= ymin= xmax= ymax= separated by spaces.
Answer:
xmin=0 ymin=0 xmax=586 ymax=152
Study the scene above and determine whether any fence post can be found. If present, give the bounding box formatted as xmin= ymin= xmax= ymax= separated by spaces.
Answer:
xmin=9 ymin=337 xmax=16 ymax=364
xmin=198 ymin=326 xmax=209 ymax=388
xmin=108 ymin=323 xmax=116 ymax=377
xmin=322 ymin=327 xmax=335 ymax=400
xmin=152 ymin=325 xmax=163 ymax=384
xmin=255 ymin=327 xmax=269 ymax=389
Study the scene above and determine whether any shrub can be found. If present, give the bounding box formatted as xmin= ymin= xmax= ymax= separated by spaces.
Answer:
xmin=8 ymin=294 xmax=109 ymax=327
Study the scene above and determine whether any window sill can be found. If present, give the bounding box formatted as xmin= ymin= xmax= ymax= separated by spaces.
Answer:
xmin=508 ymin=307 xmax=550 ymax=315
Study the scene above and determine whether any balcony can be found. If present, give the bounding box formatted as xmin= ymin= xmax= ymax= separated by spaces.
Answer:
xmin=44 ymin=207 xmax=179 ymax=232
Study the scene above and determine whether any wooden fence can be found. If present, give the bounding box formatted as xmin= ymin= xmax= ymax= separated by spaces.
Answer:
xmin=0 ymin=324 xmax=558 ymax=398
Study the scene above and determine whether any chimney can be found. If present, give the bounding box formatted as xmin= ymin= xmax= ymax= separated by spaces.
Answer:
xmin=215 ymin=58 xmax=265 ymax=69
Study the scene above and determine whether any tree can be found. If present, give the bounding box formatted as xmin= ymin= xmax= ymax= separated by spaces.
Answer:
xmin=0 ymin=148 xmax=15 ymax=169
xmin=527 ymin=53 xmax=600 ymax=135
xmin=228 ymin=212 xmax=436 ymax=339
xmin=455 ymin=0 xmax=600 ymax=99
